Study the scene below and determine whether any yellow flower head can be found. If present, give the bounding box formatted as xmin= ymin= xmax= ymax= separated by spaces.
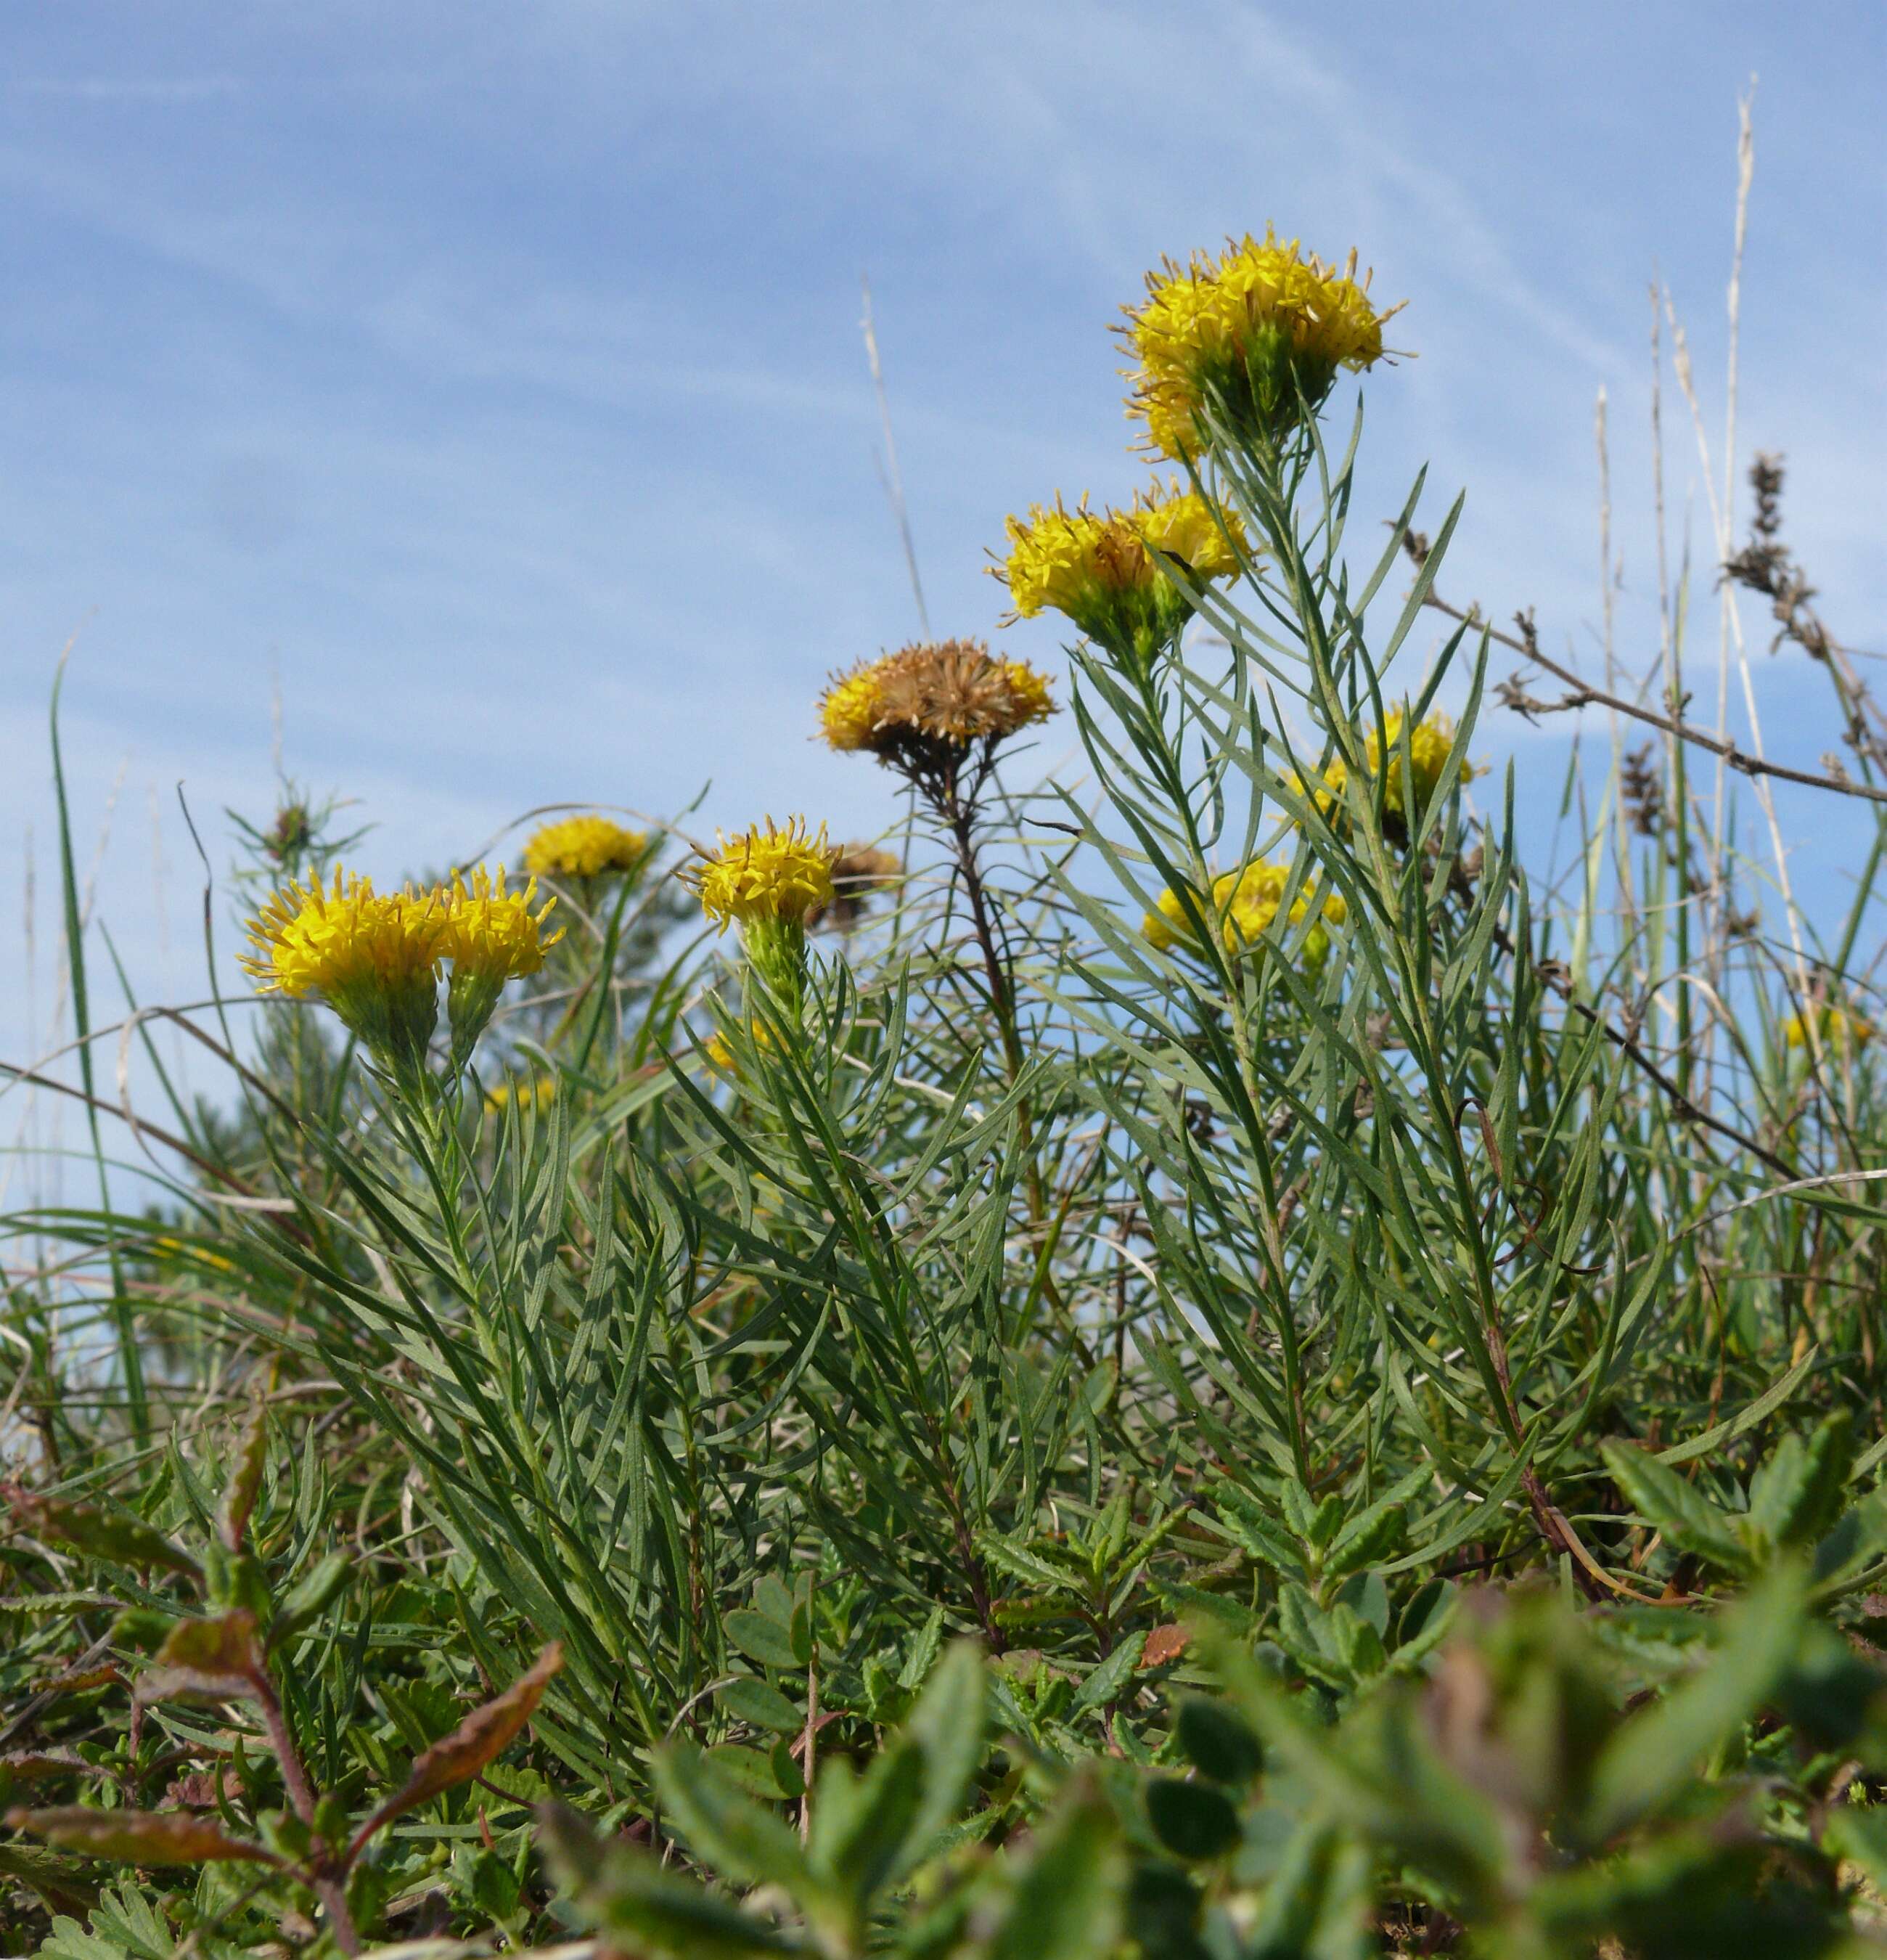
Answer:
xmin=240 ymin=869 xmax=448 ymax=1081
xmin=443 ymin=867 xmax=562 ymax=984
xmin=1123 ymin=229 xmax=1399 ymax=459
xmin=819 ymin=660 xmax=894 ymax=752
xmin=702 ymin=1017 xmax=777 ymax=1077
xmin=1142 ymin=858 xmax=1347 ymax=971
xmin=441 ymin=866 xmax=563 ymax=1062
xmin=1362 ymin=710 xmax=1475 ymax=819
xmin=1282 ymin=760 xmax=1348 ymax=822
xmin=241 ymin=870 xmax=441 ymax=1000
xmin=818 ymin=642 xmax=1056 ymax=759
xmin=687 ymin=817 xmax=839 ymax=934
xmin=998 ymin=483 xmax=1251 ymax=660
xmin=522 ymin=814 xmax=650 ymax=881
xmin=1280 ymin=711 xmax=1473 ymax=833
xmin=999 ymin=659 xmax=1055 ymax=727
xmin=485 ymin=1074 xmax=559 ymax=1115
xmin=151 ymin=1234 xmax=237 ymax=1275
xmin=1785 ymin=1005 xmax=1876 ymax=1053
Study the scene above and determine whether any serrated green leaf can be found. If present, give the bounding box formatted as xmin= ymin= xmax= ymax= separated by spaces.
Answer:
xmin=1747 ymin=1411 xmax=1852 ymax=1553
xmin=1075 ymin=1631 xmax=1146 ymax=1712
xmin=1324 ymin=1500 xmax=1407 ymax=1582
xmin=2 ymin=1483 xmax=201 ymax=1583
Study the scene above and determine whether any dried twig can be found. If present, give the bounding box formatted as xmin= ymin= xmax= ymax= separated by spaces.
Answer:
xmin=1396 ymin=527 xmax=1887 ymax=808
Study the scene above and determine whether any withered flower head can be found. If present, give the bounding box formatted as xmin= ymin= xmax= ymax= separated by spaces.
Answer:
xmin=808 ymin=844 xmax=904 ymax=933
xmin=817 ymin=640 xmax=1055 ymax=763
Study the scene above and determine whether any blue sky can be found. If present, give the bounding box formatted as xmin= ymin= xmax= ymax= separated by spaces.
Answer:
xmin=1 ymin=3 xmax=1883 ymax=1185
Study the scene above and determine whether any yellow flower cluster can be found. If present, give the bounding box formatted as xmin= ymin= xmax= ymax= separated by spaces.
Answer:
xmin=702 ymin=1018 xmax=775 ymax=1077
xmin=241 ymin=870 xmax=446 ymax=1004
xmin=999 ymin=483 xmax=1251 ymax=659
xmin=151 ymin=1234 xmax=237 ymax=1275
xmin=1289 ymin=710 xmax=1476 ymax=826
xmin=1143 ymin=859 xmax=1347 ymax=969
xmin=820 ymin=667 xmax=891 ymax=752
xmin=1122 ymin=229 xmax=1396 ymax=457
xmin=687 ymin=818 xmax=838 ymax=933
xmin=1785 ymin=1005 xmax=1876 ymax=1053
xmin=485 ymin=1074 xmax=559 ymax=1114
xmin=441 ymin=867 xmax=563 ymax=1063
xmin=523 ymin=814 xmax=650 ymax=881
xmin=241 ymin=864 xmax=562 ymax=1082
xmin=443 ymin=867 xmax=563 ymax=986
xmin=819 ymin=640 xmax=1056 ymax=756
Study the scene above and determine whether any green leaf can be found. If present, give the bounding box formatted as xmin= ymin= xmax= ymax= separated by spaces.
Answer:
xmin=1391 ymin=1578 xmax=1458 ymax=1670
xmin=896 ymin=1607 xmax=947 ymax=1692
xmin=769 ymin=1736 xmax=808 ymax=1801
xmin=719 ymin=1675 xmax=805 ymax=1736
xmin=1074 ymin=1631 xmax=1146 ymax=1712
xmin=1588 ymin=1563 xmax=1808 ymax=1836
xmin=899 ymin=1641 xmax=986 ymax=1876
xmin=1 ymin=1482 xmax=201 ymax=1583
xmin=1814 ymin=1489 xmax=1887 ymax=1591
xmin=813 ymin=1737 xmax=925 ymax=1904
xmin=539 ymin=1802 xmax=804 ymax=1956
xmin=1175 ymin=1695 xmax=1264 ymax=1787
xmin=1323 ymin=1500 xmax=1407 ymax=1583
xmin=215 ymin=1397 xmax=269 ymax=1555
xmin=981 ymin=1536 xmax=1079 ymax=1593
xmin=726 ymin=1608 xmax=803 ymax=1673
xmin=1598 ymin=1442 xmax=1751 ymax=1575
xmin=269 ymin=1552 xmax=353 ymax=1646
xmin=1145 ymin=1776 xmax=1242 ymax=1861
xmin=1274 ymin=1587 xmax=1348 ymax=1689
xmin=707 ymin=1743 xmax=802 ymax=1802
xmin=1329 ymin=1605 xmax=1387 ymax=1682
xmin=353 ymin=1642 xmax=562 ymax=1853
xmin=1125 ymin=1862 xmax=1207 ymax=1960
xmin=1243 ymin=1817 xmax=1373 ymax=1960
xmin=1210 ymin=1497 xmax=1306 ymax=1581
xmin=986 ymin=1782 xmax=1123 ymax=1960
xmin=1746 ymin=1411 xmax=1853 ymax=1553
xmin=1653 ymin=1347 xmax=1819 ymax=1464
xmin=0 ymin=1839 xmax=100 ymax=1919
xmin=136 ymin=1608 xmax=263 ymax=1705
xmin=655 ymin=1741 xmax=813 ymax=1895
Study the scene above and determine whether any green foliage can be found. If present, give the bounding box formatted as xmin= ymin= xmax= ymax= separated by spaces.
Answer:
xmin=4 ymin=232 xmax=1884 ymax=1959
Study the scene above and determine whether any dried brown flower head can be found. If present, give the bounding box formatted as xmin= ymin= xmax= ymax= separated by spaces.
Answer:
xmin=808 ymin=844 xmax=903 ymax=932
xmin=819 ymin=640 xmax=1055 ymax=757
